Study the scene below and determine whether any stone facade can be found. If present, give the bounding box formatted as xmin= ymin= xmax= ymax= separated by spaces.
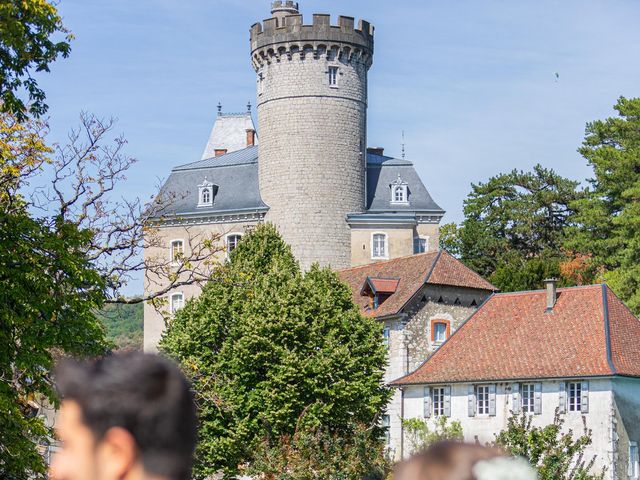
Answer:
xmin=251 ymin=12 xmax=374 ymax=270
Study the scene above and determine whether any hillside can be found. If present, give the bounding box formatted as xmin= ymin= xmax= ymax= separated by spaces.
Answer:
xmin=97 ymin=302 xmax=144 ymax=351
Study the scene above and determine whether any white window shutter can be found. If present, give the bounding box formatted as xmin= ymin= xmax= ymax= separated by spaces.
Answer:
xmin=423 ymin=386 xmax=432 ymax=418
xmin=489 ymin=384 xmax=497 ymax=416
xmin=534 ymin=383 xmax=542 ymax=415
xmin=468 ymin=385 xmax=476 ymax=417
xmin=444 ymin=386 xmax=452 ymax=417
xmin=558 ymin=381 xmax=566 ymax=414
xmin=511 ymin=383 xmax=520 ymax=413
xmin=581 ymin=381 xmax=589 ymax=413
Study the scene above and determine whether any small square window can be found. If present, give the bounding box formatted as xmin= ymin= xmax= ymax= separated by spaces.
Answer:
xmin=328 ymin=66 xmax=339 ymax=86
xmin=414 ymin=237 xmax=428 ymax=254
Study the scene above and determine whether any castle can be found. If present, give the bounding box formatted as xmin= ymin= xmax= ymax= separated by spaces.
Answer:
xmin=144 ymin=1 xmax=444 ymax=351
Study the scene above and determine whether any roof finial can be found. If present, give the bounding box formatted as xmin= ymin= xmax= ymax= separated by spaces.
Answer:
xmin=247 ymin=101 xmax=252 ymax=113
xmin=401 ymin=130 xmax=406 ymax=160
xmin=217 ymin=102 xmax=222 ymax=115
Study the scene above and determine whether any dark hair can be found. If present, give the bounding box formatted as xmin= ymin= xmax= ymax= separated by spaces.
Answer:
xmin=56 ymin=353 xmax=197 ymax=480
xmin=394 ymin=441 xmax=504 ymax=480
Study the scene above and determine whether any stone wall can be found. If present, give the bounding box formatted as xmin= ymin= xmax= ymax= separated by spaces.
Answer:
xmin=253 ymin=16 xmax=372 ymax=270
xmin=143 ymin=220 xmax=260 ymax=352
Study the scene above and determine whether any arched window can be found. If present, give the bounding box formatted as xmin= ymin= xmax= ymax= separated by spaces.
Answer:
xmin=226 ymin=234 xmax=242 ymax=256
xmin=371 ymin=233 xmax=388 ymax=259
xmin=170 ymin=292 xmax=184 ymax=314
xmin=201 ymin=188 xmax=211 ymax=205
xmin=170 ymin=240 xmax=184 ymax=263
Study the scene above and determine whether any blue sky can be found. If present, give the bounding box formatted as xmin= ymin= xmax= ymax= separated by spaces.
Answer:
xmin=38 ymin=0 xmax=639 ymax=289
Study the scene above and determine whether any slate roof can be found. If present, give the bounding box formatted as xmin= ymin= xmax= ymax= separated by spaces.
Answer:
xmin=337 ymin=251 xmax=497 ymax=318
xmin=154 ymin=149 xmax=443 ymax=220
xmin=201 ymin=113 xmax=258 ymax=160
xmin=366 ymin=152 xmax=444 ymax=214
xmin=154 ymin=146 xmax=267 ymax=218
xmin=392 ymin=285 xmax=640 ymax=385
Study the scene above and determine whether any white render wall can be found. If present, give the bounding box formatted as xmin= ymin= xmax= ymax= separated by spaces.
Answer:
xmin=399 ymin=379 xmax=616 ymax=478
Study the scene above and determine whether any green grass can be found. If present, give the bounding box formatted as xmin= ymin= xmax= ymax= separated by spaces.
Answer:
xmin=96 ymin=302 xmax=144 ymax=351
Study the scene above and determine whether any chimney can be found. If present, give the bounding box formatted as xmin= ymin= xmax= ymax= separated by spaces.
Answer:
xmin=544 ymin=279 xmax=557 ymax=311
xmin=214 ymin=149 xmax=228 ymax=157
xmin=367 ymin=147 xmax=385 ymax=156
xmin=246 ymin=129 xmax=256 ymax=147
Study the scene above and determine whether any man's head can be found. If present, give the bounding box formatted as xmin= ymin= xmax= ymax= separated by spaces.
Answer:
xmin=51 ymin=353 xmax=197 ymax=480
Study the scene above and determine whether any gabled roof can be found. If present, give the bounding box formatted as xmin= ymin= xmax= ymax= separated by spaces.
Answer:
xmin=201 ymin=112 xmax=258 ymax=160
xmin=365 ymin=277 xmax=400 ymax=295
xmin=392 ymin=284 xmax=640 ymax=385
xmin=337 ymin=251 xmax=497 ymax=318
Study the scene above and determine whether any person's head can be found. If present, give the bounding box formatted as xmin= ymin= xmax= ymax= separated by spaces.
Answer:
xmin=50 ymin=352 xmax=197 ymax=480
xmin=394 ymin=441 xmax=537 ymax=480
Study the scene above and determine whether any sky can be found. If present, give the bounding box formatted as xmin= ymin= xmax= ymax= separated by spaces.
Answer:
xmin=37 ymin=0 xmax=640 ymax=293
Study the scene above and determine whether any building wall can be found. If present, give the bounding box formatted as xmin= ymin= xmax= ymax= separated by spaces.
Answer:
xmin=612 ymin=377 xmax=640 ymax=479
xmin=143 ymin=220 xmax=259 ymax=352
xmin=401 ymin=379 xmax=615 ymax=478
xmin=350 ymin=224 xmax=440 ymax=267
xmin=255 ymin=45 xmax=369 ymax=271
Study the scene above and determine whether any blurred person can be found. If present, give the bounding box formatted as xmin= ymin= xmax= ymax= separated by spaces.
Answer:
xmin=393 ymin=441 xmax=537 ymax=480
xmin=50 ymin=353 xmax=197 ymax=480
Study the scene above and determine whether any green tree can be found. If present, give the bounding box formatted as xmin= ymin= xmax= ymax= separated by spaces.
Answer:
xmin=0 ymin=0 xmax=73 ymax=119
xmin=402 ymin=416 xmax=463 ymax=455
xmin=96 ymin=302 xmax=144 ymax=351
xmin=160 ymin=223 xmax=391 ymax=479
xmin=0 ymin=114 xmax=108 ymax=478
xmin=447 ymin=165 xmax=583 ymax=291
xmin=494 ymin=413 xmax=603 ymax=480
xmin=567 ymin=97 xmax=640 ymax=313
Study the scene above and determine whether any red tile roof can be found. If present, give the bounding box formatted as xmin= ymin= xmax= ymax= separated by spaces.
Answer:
xmin=337 ymin=251 xmax=497 ymax=318
xmin=368 ymin=278 xmax=401 ymax=294
xmin=392 ymin=284 xmax=640 ymax=385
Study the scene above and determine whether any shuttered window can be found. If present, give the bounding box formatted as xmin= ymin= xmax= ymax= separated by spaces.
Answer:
xmin=568 ymin=382 xmax=582 ymax=411
xmin=522 ymin=384 xmax=535 ymax=413
xmin=477 ymin=385 xmax=490 ymax=415
xmin=433 ymin=387 xmax=445 ymax=416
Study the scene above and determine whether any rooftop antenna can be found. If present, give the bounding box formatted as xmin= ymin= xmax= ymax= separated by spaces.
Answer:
xmin=401 ymin=130 xmax=406 ymax=159
xmin=217 ymin=102 xmax=222 ymax=115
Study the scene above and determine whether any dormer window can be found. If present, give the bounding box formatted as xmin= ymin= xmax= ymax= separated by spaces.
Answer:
xmin=198 ymin=177 xmax=215 ymax=207
xmin=390 ymin=174 xmax=409 ymax=205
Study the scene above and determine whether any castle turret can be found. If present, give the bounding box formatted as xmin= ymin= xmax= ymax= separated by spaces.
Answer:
xmin=251 ymin=3 xmax=375 ymax=269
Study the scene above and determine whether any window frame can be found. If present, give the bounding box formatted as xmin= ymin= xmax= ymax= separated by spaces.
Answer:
xmin=382 ymin=326 xmax=391 ymax=348
xmin=476 ymin=385 xmax=490 ymax=416
xmin=521 ymin=383 xmax=535 ymax=414
xmin=381 ymin=414 xmax=391 ymax=446
xmin=170 ymin=239 xmax=185 ymax=264
xmin=371 ymin=232 xmax=388 ymax=260
xmin=432 ymin=386 xmax=446 ymax=417
xmin=567 ymin=381 xmax=582 ymax=412
xmin=413 ymin=236 xmax=429 ymax=254
xmin=225 ymin=233 xmax=243 ymax=258
xmin=430 ymin=319 xmax=451 ymax=344
xmin=170 ymin=292 xmax=184 ymax=315
xmin=328 ymin=66 xmax=339 ymax=87
xmin=630 ymin=441 xmax=639 ymax=479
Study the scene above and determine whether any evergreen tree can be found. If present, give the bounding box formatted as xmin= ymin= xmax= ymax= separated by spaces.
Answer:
xmin=160 ymin=224 xmax=390 ymax=479
xmin=567 ymin=97 xmax=640 ymax=313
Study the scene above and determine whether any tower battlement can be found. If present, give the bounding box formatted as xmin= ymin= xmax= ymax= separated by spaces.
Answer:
xmin=250 ymin=13 xmax=374 ymax=71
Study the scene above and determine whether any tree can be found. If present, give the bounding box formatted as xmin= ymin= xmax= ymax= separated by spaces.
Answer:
xmin=494 ymin=413 xmax=603 ymax=480
xmin=160 ymin=223 xmax=391 ymax=479
xmin=446 ymin=165 xmax=583 ymax=291
xmin=567 ymin=97 xmax=640 ymax=314
xmin=0 ymin=0 xmax=73 ymax=120
xmin=402 ymin=416 xmax=463 ymax=456
xmin=0 ymin=113 xmax=108 ymax=478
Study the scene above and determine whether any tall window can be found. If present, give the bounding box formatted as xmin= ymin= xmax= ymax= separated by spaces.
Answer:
xmin=630 ymin=442 xmax=639 ymax=479
xmin=567 ymin=382 xmax=582 ymax=411
xmin=521 ymin=383 xmax=535 ymax=413
xmin=476 ymin=385 xmax=490 ymax=415
xmin=170 ymin=293 xmax=184 ymax=314
xmin=372 ymin=233 xmax=387 ymax=259
xmin=433 ymin=322 xmax=447 ymax=343
xmin=227 ymin=234 xmax=242 ymax=255
xmin=328 ymin=66 xmax=339 ymax=86
xmin=414 ymin=237 xmax=428 ymax=254
xmin=433 ymin=387 xmax=446 ymax=416
xmin=381 ymin=415 xmax=391 ymax=446
xmin=258 ymin=72 xmax=265 ymax=95
xmin=201 ymin=188 xmax=211 ymax=205
xmin=382 ymin=326 xmax=390 ymax=347
xmin=170 ymin=240 xmax=184 ymax=263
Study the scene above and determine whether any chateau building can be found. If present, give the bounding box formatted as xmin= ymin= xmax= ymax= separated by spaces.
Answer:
xmin=144 ymin=2 xmax=444 ymax=351
xmin=392 ymin=282 xmax=640 ymax=479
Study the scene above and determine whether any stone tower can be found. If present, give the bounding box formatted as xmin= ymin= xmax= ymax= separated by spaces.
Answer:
xmin=250 ymin=1 xmax=375 ymax=269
